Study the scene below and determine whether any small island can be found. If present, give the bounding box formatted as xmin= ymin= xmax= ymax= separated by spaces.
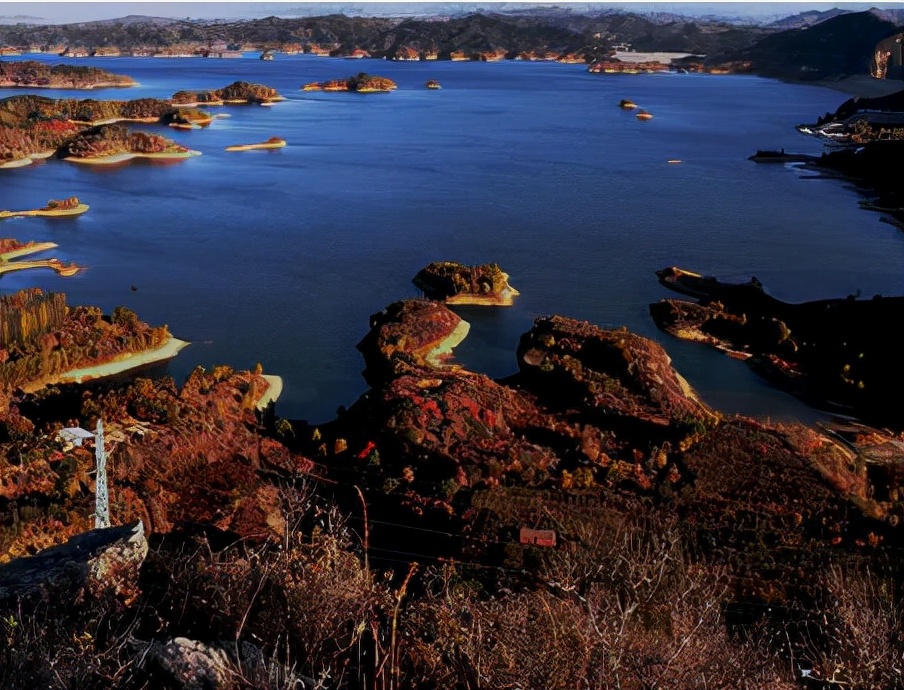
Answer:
xmin=413 ymin=261 xmax=520 ymax=306
xmin=302 ymin=73 xmax=398 ymax=93
xmin=0 ymin=197 xmax=89 ymax=219
xmin=164 ymin=108 xmax=214 ymax=129
xmin=0 ymin=61 xmax=136 ymax=89
xmin=225 ymin=137 xmax=286 ymax=152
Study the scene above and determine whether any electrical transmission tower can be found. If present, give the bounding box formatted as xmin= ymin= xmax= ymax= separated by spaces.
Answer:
xmin=95 ymin=419 xmax=110 ymax=529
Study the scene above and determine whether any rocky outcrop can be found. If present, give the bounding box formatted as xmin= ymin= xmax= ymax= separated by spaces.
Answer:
xmin=146 ymin=638 xmax=311 ymax=690
xmin=340 ymin=300 xmax=721 ymax=504
xmin=517 ymin=314 xmax=717 ymax=433
xmin=412 ymin=261 xmax=519 ymax=305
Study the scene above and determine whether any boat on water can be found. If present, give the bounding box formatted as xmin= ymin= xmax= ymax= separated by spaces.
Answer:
xmin=618 ymin=99 xmax=637 ymax=109
xmin=425 ymin=80 xmax=442 ymax=90
xmin=635 ymin=109 xmax=653 ymax=120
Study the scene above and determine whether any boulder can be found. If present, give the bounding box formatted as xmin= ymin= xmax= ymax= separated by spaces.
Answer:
xmin=0 ymin=520 xmax=147 ymax=609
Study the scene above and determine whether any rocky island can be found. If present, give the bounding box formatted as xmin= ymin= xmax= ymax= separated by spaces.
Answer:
xmin=171 ymin=80 xmax=285 ymax=106
xmin=412 ymin=261 xmax=520 ymax=306
xmin=302 ymin=73 xmax=398 ymax=93
xmin=63 ymin=125 xmax=199 ymax=165
xmin=0 ymin=60 xmax=135 ymax=89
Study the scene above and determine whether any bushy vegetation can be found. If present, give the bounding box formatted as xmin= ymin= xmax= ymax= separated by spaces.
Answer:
xmin=5 ymin=482 xmax=904 ymax=690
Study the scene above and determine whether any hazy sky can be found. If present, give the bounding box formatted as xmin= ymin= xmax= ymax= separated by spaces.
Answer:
xmin=1 ymin=1 xmax=902 ymax=24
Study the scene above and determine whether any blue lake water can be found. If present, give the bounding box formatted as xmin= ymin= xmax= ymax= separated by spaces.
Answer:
xmin=2 ymin=54 xmax=902 ymax=424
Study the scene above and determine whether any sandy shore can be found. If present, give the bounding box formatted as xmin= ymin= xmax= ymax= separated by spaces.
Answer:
xmin=0 ymin=242 xmax=57 ymax=261
xmin=33 ymin=337 xmax=192 ymax=389
xmin=65 ymin=150 xmax=200 ymax=165
xmin=0 ymin=157 xmax=34 ymax=169
xmin=425 ymin=319 xmax=471 ymax=368
xmin=68 ymin=116 xmax=159 ymax=126
xmin=256 ymin=375 xmax=284 ymax=410
xmin=65 ymin=152 xmax=136 ymax=165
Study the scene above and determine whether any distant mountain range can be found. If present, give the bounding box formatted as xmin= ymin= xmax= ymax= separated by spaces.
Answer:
xmin=0 ymin=8 xmax=900 ymax=83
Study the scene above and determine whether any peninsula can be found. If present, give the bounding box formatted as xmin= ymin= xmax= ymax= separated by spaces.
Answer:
xmin=651 ymin=266 xmax=904 ymax=427
xmin=0 ymin=289 xmax=186 ymax=404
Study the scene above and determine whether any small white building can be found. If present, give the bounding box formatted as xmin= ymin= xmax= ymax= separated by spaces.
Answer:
xmin=58 ymin=427 xmax=95 ymax=447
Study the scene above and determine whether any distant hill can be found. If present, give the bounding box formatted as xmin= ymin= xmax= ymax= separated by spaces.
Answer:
xmin=0 ymin=8 xmax=894 ymax=84
xmin=716 ymin=10 xmax=901 ymax=80
xmin=0 ymin=11 xmax=768 ymax=57
xmin=766 ymin=8 xmax=853 ymax=30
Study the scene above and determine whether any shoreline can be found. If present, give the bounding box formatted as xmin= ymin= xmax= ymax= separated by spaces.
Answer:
xmin=424 ymin=318 xmax=471 ymax=368
xmin=0 ymin=80 xmax=136 ymax=89
xmin=787 ymin=74 xmax=904 ymax=98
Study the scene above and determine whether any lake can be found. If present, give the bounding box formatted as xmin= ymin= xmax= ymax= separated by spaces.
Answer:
xmin=2 ymin=54 xmax=902 ymax=424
